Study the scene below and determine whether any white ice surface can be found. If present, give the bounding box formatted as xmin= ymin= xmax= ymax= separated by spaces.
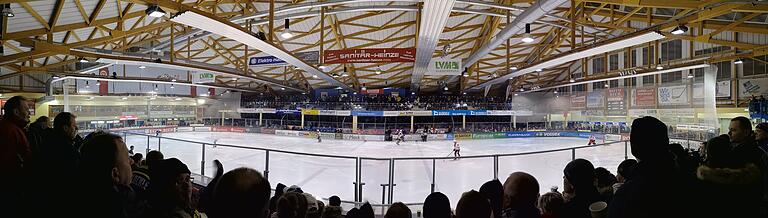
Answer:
xmin=124 ymin=132 xmax=634 ymax=208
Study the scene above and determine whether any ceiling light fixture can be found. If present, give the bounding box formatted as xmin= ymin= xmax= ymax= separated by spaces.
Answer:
xmin=121 ymin=97 xmax=128 ymax=100
xmin=2 ymin=4 xmax=14 ymax=17
xmin=687 ymin=72 xmax=694 ymax=78
xmin=85 ymin=81 xmax=90 ymax=89
xmin=444 ymin=87 xmax=448 ymax=91
xmin=145 ymin=5 xmax=166 ymax=18
xmin=281 ymin=19 xmax=293 ymax=39
xmin=553 ymin=90 xmax=558 ymax=94
xmin=671 ymin=25 xmax=689 ymax=35
xmin=521 ymin=23 xmax=534 ymax=43
xmin=170 ymin=84 xmax=174 ymax=89
xmin=139 ymin=65 xmax=146 ymax=69
xmin=281 ymin=87 xmax=285 ymax=90
xmin=734 ymin=58 xmax=743 ymax=64
xmin=375 ymin=66 xmax=382 ymax=75
xmin=78 ymin=57 xmax=89 ymax=63
xmin=569 ymin=78 xmax=575 ymax=83
xmin=312 ymin=74 xmax=318 ymax=78
xmin=509 ymin=66 xmax=518 ymax=70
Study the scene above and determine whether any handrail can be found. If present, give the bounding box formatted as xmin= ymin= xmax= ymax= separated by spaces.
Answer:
xmin=121 ymin=131 xmax=624 ymax=160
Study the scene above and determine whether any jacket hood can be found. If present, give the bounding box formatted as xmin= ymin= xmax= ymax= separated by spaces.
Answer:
xmin=696 ymin=164 xmax=760 ymax=185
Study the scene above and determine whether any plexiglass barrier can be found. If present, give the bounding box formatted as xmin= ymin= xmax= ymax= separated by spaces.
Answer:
xmin=117 ymin=131 xmax=687 ymax=215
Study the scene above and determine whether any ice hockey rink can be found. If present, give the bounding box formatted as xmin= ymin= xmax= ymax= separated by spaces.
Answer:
xmin=124 ymin=132 xmax=633 ymax=207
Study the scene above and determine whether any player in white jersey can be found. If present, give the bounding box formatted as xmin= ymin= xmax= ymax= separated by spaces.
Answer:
xmin=317 ymin=129 xmax=322 ymax=143
xmin=453 ymin=140 xmax=461 ymax=160
xmin=395 ymin=130 xmax=404 ymax=145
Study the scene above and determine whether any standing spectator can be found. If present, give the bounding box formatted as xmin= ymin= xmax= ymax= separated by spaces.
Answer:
xmin=594 ymin=167 xmax=617 ymax=202
xmin=270 ymin=183 xmax=288 ymax=215
xmin=561 ymin=159 xmax=599 ymax=218
xmin=146 ymin=158 xmax=199 ymax=218
xmin=0 ymin=96 xmax=31 ymax=217
xmin=275 ymin=192 xmax=308 ymax=218
xmin=359 ymin=202 xmax=375 ymax=218
xmin=612 ymin=159 xmax=637 ymax=193
xmin=755 ymin=122 xmax=768 ymax=153
xmin=538 ymin=191 xmax=564 ymax=218
xmin=76 ymin=132 xmax=134 ymax=218
xmin=26 ymin=116 xmax=50 ymax=156
xmin=322 ymin=195 xmax=343 ymax=218
xmin=33 ymin=112 xmax=82 ymax=216
xmin=209 ymin=167 xmax=271 ymax=218
xmin=423 ymin=192 xmax=451 ymax=218
xmin=729 ymin=116 xmax=767 ymax=214
xmin=608 ymin=116 xmax=696 ymax=218
xmin=696 ymin=134 xmax=761 ymax=218
xmin=479 ymin=180 xmax=503 ymax=218
xmin=385 ymin=202 xmax=412 ymax=218
xmin=501 ymin=172 xmax=540 ymax=218
xmin=456 ymin=190 xmax=492 ymax=218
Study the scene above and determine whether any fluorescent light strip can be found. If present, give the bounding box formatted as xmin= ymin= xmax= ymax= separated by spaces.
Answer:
xmin=170 ymin=10 xmax=352 ymax=91
xmin=51 ymin=76 xmax=254 ymax=93
xmin=473 ymin=31 xmax=666 ymax=90
xmin=521 ymin=63 xmax=710 ymax=93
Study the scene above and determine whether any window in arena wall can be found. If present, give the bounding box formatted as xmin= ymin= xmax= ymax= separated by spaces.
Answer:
xmin=572 ymin=84 xmax=586 ymax=92
xmin=642 ymin=75 xmax=655 ymax=85
xmin=741 ymin=55 xmax=768 ymax=77
xmin=609 ymin=80 xmax=619 ymax=88
xmin=641 ymin=46 xmax=655 ymax=66
xmin=661 ymin=71 xmax=683 ymax=84
xmin=609 ymin=54 xmax=620 ymax=71
xmin=593 ymin=81 xmax=607 ymax=90
xmin=624 ymin=77 xmax=637 ymax=87
xmin=661 ymin=40 xmax=682 ymax=62
xmin=692 ymin=61 xmax=731 ymax=82
xmin=592 ymin=57 xmax=606 ymax=74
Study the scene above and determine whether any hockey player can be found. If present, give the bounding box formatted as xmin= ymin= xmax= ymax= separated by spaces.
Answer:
xmin=453 ymin=140 xmax=461 ymax=160
xmin=317 ymin=129 xmax=322 ymax=143
xmin=588 ymin=135 xmax=597 ymax=145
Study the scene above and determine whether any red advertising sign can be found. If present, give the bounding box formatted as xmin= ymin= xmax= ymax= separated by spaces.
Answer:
xmin=362 ymin=89 xmax=383 ymax=94
xmin=231 ymin=127 xmax=246 ymax=133
xmin=324 ymin=48 xmax=416 ymax=64
xmin=571 ymin=95 xmax=586 ymax=109
xmin=119 ymin=115 xmax=138 ymax=120
xmin=633 ymin=87 xmax=656 ymax=107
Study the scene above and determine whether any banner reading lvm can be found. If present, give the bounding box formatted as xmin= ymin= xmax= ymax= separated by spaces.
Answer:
xmin=426 ymin=59 xmax=462 ymax=75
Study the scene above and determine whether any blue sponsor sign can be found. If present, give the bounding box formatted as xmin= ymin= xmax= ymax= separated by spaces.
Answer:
xmin=351 ymin=111 xmax=384 ymax=116
xmin=276 ymin=109 xmax=301 ymax=115
xmin=248 ymin=51 xmax=320 ymax=66
xmin=505 ymin=132 xmax=537 ymax=138
xmin=431 ymin=110 xmax=488 ymax=116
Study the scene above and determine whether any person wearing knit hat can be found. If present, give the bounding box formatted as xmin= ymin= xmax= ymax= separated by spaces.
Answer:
xmin=146 ymin=158 xmax=198 ymax=218
xmin=561 ymin=159 xmax=599 ymax=218
xmin=755 ymin=123 xmax=768 ymax=153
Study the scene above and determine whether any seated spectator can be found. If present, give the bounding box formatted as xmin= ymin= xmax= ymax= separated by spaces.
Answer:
xmin=146 ymin=158 xmax=199 ymax=218
xmin=608 ymin=116 xmax=696 ymax=218
xmin=131 ymin=153 xmax=143 ymax=168
xmin=501 ymin=172 xmax=540 ymax=218
xmin=612 ymin=159 xmax=637 ymax=193
xmin=76 ymin=132 xmax=134 ymax=218
xmin=132 ymin=150 xmax=163 ymax=203
xmin=561 ymin=159 xmax=599 ymax=218
xmin=209 ymin=167 xmax=271 ymax=218
xmin=538 ymin=191 xmax=564 ymax=218
xmin=479 ymin=180 xmax=503 ymax=218
xmin=456 ymin=190 xmax=492 ymax=218
xmin=276 ymin=192 xmax=308 ymax=218
xmin=322 ymin=195 xmax=343 ymax=218
xmin=358 ymin=202 xmax=375 ymax=218
xmin=423 ymin=192 xmax=451 ymax=218
xmin=594 ymin=167 xmax=617 ymax=202
xmin=755 ymin=122 xmax=768 ymax=153
xmin=385 ymin=202 xmax=412 ymax=218
xmin=697 ymin=134 xmax=761 ymax=218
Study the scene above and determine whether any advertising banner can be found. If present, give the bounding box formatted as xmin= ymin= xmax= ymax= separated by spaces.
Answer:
xmin=383 ymin=111 xmax=400 ymax=117
xmin=323 ymin=48 xmax=416 ymax=64
xmin=505 ymin=132 xmax=537 ymax=138
xmin=193 ymin=72 xmax=216 ymax=83
xmin=261 ymin=128 xmax=276 ymax=134
xmin=351 ymin=111 xmax=384 ymax=116
xmin=432 ymin=110 xmax=487 ymax=116
xmin=716 ymin=81 xmax=731 ymax=98
xmin=238 ymin=108 xmax=277 ymax=113
xmin=632 ymin=87 xmax=656 ymax=107
xmin=426 ymin=58 xmax=462 ymax=75
xmin=248 ymin=51 xmax=319 ymax=66
xmin=397 ymin=111 xmax=433 ymax=116
xmin=587 ymin=91 xmax=605 ymax=108
xmin=454 ymin=133 xmax=473 ymax=139
xmin=571 ymin=95 xmax=586 ymax=109
xmin=472 ymin=133 xmax=496 ymax=139
xmin=658 ymin=85 xmax=689 ymax=105
xmin=606 ymin=88 xmax=626 ymax=116
xmin=738 ymin=78 xmax=768 ymax=98
xmin=177 ymin=127 xmax=194 ymax=132
xmin=361 ymin=89 xmax=383 ymax=94
xmin=231 ymin=127 xmax=246 ymax=133
xmin=277 ymin=109 xmax=301 ymax=115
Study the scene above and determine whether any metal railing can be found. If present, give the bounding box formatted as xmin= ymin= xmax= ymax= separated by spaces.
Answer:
xmin=116 ymin=130 xmax=641 ymax=215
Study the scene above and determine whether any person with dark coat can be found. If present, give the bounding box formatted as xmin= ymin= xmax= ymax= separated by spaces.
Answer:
xmin=0 ymin=96 xmax=31 ymax=218
xmin=423 ymin=192 xmax=452 ymax=218
xmin=729 ymin=116 xmax=768 ymax=215
xmin=145 ymin=158 xmax=199 ymax=218
xmin=322 ymin=195 xmax=343 ymax=218
xmin=76 ymin=132 xmax=135 ymax=218
xmin=479 ymin=180 xmax=503 ymax=218
xmin=25 ymin=116 xmax=50 ymax=157
xmin=209 ymin=167 xmax=271 ymax=218
xmin=696 ymin=134 xmax=762 ymax=218
xmin=30 ymin=112 xmax=82 ymax=216
xmin=561 ymin=159 xmax=599 ymax=218
xmin=501 ymin=172 xmax=540 ymax=218
xmin=608 ymin=116 xmax=697 ymax=218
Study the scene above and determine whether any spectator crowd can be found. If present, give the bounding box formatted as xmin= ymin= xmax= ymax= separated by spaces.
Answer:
xmin=1 ymin=94 xmax=767 ymax=218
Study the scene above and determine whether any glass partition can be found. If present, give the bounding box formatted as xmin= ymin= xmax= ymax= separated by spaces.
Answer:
xmin=268 ymin=152 xmax=357 ymax=203
xmin=497 ymin=150 xmax=571 ymax=194
xmin=433 ymin=156 xmax=494 ymax=205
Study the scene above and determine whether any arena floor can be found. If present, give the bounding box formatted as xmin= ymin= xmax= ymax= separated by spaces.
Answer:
xmin=124 ymin=132 xmax=634 ymax=207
